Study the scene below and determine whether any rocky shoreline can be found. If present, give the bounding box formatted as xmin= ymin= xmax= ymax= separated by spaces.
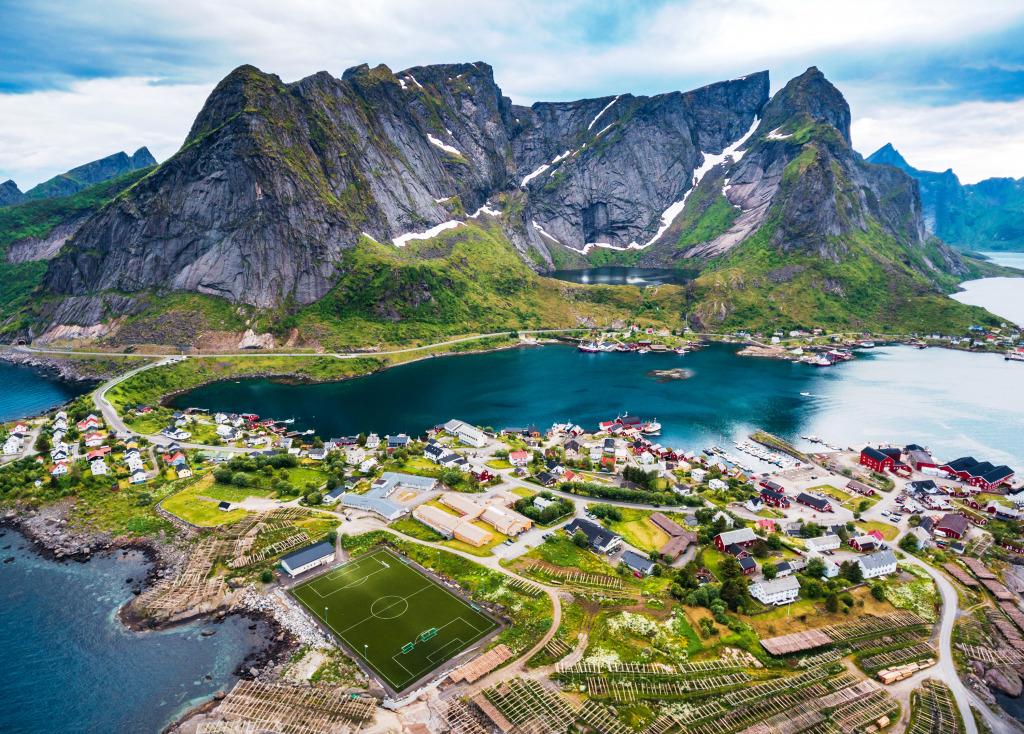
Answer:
xmin=1 ymin=500 xmax=300 ymax=724
xmin=0 ymin=348 xmax=128 ymax=382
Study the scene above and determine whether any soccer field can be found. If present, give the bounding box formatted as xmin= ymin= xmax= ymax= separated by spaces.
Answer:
xmin=290 ymin=548 xmax=500 ymax=693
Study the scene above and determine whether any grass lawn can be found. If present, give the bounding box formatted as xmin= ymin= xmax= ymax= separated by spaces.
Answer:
xmin=742 ymin=585 xmax=895 ymax=638
xmin=511 ymin=487 xmax=535 ymax=497
xmin=811 ymin=484 xmax=853 ymax=503
xmin=486 ymin=459 xmax=512 ymax=470
xmin=162 ymin=476 xmax=248 ymax=525
xmin=389 ymin=517 xmax=445 ymax=542
xmin=856 ymin=520 xmax=899 ymax=541
xmin=290 ymin=548 xmax=500 ymax=693
xmin=601 ymin=508 xmax=669 ymax=554
xmin=756 ymin=508 xmax=786 ymax=519
xmin=524 ymin=536 xmax=616 ymax=575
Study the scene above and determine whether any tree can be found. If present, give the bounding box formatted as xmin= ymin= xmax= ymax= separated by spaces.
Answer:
xmin=762 ymin=563 xmax=778 ymax=580
xmin=717 ymin=556 xmax=751 ymax=611
xmin=871 ymin=584 xmax=886 ymax=601
xmin=213 ymin=467 xmax=234 ymax=484
xmin=260 ymin=570 xmax=274 ymax=583
xmin=751 ymin=539 xmax=769 ymax=559
xmin=899 ymin=533 xmax=920 ymax=553
xmin=908 ymin=515 xmax=921 ymax=527
xmin=825 ymin=592 xmax=839 ymax=613
xmin=306 ymin=492 xmax=322 ymax=505
xmin=844 ymin=561 xmax=864 ymax=584
xmin=652 ymin=564 xmax=663 ymax=577
xmin=442 ymin=469 xmax=463 ymax=486
xmin=858 ymin=499 xmax=871 ymax=512
xmin=572 ymin=530 xmax=588 ymax=548
xmin=36 ymin=435 xmax=50 ymax=453
xmin=805 ymin=580 xmax=823 ymax=598
xmin=767 ymin=533 xmax=783 ymax=551
xmin=806 ymin=557 xmax=827 ymax=578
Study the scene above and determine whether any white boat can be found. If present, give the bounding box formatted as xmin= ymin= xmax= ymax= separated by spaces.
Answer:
xmin=1006 ymin=349 xmax=1024 ymax=362
xmin=638 ymin=348 xmax=650 ymax=354
xmin=642 ymin=420 xmax=661 ymax=435
xmin=859 ymin=340 xmax=876 ymax=348
xmin=800 ymin=392 xmax=811 ymax=397
xmin=578 ymin=341 xmax=601 ymax=353
xmin=812 ymin=356 xmax=833 ymax=367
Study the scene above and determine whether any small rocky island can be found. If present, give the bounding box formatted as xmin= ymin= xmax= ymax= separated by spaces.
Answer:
xmin=647 ymin=367 xmax=695 ymax=382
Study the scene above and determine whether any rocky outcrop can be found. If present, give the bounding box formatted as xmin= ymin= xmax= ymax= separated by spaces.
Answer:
xmin=237 ymin=329 xmax=276 ymax=349
xmin=5 ymin=214 xmax=90 ymax=264
xmin=986 ymin=666 xmax=1023 ymax=697
xmin=0 ymin=179 xmax=23 ymax=206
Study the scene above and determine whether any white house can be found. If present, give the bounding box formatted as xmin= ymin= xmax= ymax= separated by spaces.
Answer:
xmin=908 ymin=526 xmax=931 ymax=550
xmin=215 ymin=425 xmax=237 ymax=439
xmin=83 ymin=432 xmax=104 ymax=447
xmin=806 ymin=550 xmax=840 ymax=578
xmin=709 ymin=478 xmax=728 ymax=491
xmin=214 ymin=413 xmax=229 ymax=424
xmin=745 ymin=497 xmax=764 ymax=513
xmin=280 ymin=540 xmax=336 ymax=577
xmin=534 ymin=496 xmax=556 ymax=510
xmin=176 ymin=467 xmax=193 ymax=479
xmin=50 ymin=462 xmax=69 ymax=476
xmin=90 ymin=459 xmax=108 ymax=475
xmin=130 ymin=469 xmax=148 ymax=484
xmin=750 ymin=576 xmax=801 ymax=606
xmin=444 ymin=419 xmax=488 ymax=448
xmin=365 ymin=433 xmax=380 ymax=449
xmin=712 ymin=510 xmax=734 ymax=529
xmin=3 ymin=435 xmax=22 ymax=455
xmin=345 ymin=446 xmax=366 ymax=466
xmin=805 ymin=535 xmax=841 ymax=553
xmin=691 ymin=468 xmax=707 ymax=483
xmin=358 ymin=458 xmax=378 ymax=473
xmin=857 ymin=550 xmax=898 ymax=579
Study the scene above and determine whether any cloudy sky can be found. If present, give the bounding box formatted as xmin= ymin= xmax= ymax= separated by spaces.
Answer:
xmin=2 ymin=0 xmax=1024 ymax=188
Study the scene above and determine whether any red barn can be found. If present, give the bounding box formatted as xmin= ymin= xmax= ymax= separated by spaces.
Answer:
xmin=860 ymin=446 xmax=898 ymax=472
xmin=934 ymin=513 xmax=969 ymax=540
xmin=760 ymin=487 xmax=790 ymax=508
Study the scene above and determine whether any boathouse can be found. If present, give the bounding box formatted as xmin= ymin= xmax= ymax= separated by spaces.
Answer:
xmin=859 ymin=446 xmax=898 ymax=472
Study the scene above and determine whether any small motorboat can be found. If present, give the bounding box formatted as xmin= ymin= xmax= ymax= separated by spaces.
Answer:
xmin=800 ymin=392 xmax=811 ymax=397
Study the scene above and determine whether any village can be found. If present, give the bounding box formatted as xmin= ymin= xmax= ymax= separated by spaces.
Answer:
xmin=5 ymin=386 xmax=1024 ymax=734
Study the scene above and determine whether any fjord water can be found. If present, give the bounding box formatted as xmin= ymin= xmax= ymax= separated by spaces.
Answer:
xmin=0 ymin=362 xmax=91 ymax=421
xmin=950 ymin=251 xmax=1024 ymax=324
xmin=545 ymin=267 xmax=690 ymax=287
xmin=178 ymin=343 xmax=1024 ymax=467
xmin=0 ymin=539 xmax=267 ymax=734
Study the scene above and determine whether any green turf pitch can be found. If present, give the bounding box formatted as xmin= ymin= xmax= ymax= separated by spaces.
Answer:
xmin=290 ymin=548 xmax=500 ymax=693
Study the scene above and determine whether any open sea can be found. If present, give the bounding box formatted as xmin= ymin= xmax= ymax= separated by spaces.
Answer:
xmin=0 ymin=537 xmax=269 ymax=734
xmin=0 ymin=361 xmax=91 ymax=422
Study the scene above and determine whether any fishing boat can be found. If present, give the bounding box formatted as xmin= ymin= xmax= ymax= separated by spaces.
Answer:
xmin=812 ymin=355 xmax=834 ymax=367
xmin=674 ymin=347 xmax=687 ymax=355
xmin=578 ymin=341 xmax=601 ymax=353
xmin=800 ymin=392 xmax=811 ymax=397
xmin=1006 ymin=348 xmax=1024 ymax=362
xmin=642 ymin=419 xmax=661 ymax=435
xmin=637 ymin=348 xmax=650 ymax=354
xmin=859 ymin=340 xmax=876 ymax=348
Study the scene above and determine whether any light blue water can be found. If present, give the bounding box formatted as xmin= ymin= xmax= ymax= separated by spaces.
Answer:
xmin=0 ymin=537 xmax=269 ymax=734
xmin=176 ymin=343 xmax=1024 ymax=469
xmin=0 ymin=361 xmax=91 ymax=422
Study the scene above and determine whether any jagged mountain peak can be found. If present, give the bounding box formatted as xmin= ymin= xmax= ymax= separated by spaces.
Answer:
xmin=866 ymin=142 xmax=910 ymax=169
xmin=759 ymin=66 xmax=851 ymax=145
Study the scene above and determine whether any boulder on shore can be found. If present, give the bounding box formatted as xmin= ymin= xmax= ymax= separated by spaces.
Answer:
xmin=986 ymin=666 xmax=1023 ymax=697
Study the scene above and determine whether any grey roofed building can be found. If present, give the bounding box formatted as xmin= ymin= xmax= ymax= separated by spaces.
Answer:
xmin=337 ymin=472 xmax=435 ymax=520
xmin=858 ymin=550 xmax=898 ymax=574
xmin=564 ymin=518 xmax=622 ymax=553
xmin=620 ymin=550 xmax=656 ymax=575
xmin=280 ymin=540 xmax=336 ymax=576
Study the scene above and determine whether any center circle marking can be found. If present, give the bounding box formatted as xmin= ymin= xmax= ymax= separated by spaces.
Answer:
xmin=371 ymin=595 xmax=409 ymax=619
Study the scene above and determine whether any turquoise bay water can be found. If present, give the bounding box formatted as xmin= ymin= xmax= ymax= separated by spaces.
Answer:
xmin=0 ymin=362 xmax=91 ymax=422
xmin=0 ymin=537 xmax=268 ymax=734
xmin=950 ymin=252 xmax=1024 ymax=324
xmin=177 ymin=343 xmax=1024 ymax=468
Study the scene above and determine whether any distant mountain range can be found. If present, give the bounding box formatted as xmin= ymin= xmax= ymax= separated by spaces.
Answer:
xmin=0 ymin=63 xmax=1011 ymax=347
xmin=866 ymin=143 xmax=1024 ymax=253
xmin=0 ymin=148 xmax=156 ymax=207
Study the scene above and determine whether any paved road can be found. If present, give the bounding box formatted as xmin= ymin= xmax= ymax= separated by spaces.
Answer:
xmin=898 ymin=542 xmax=1022 ymax=734
xmin=15 ymin=328 xmax=583 ymax=361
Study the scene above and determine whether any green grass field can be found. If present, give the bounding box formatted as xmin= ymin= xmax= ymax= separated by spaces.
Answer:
xmin=291 ymin=548 xmax=500 ymax=693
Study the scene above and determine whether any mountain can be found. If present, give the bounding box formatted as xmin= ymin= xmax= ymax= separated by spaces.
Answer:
xmin=4 ymin=63 xmax=1006 ymax=345
xmin=866 ymin=143 xmax=1024 ymax=252
xmin=0 ymin=148 xmax=156 ymax=208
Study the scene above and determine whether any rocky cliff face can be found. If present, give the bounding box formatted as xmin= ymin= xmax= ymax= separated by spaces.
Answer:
xmin=31 ymin=62 xmax=976 ymax=338
xmin=867 ymin=143 xmax=1024 ymax=252
xmin=42 ymin=63 xmax=769 ymax=310
xmin=0 ymin=180 xmax=24 ymax=207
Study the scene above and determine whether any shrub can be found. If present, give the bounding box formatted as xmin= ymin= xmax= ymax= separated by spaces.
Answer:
xmin=260 ymin=570 xmax=274 ymax=583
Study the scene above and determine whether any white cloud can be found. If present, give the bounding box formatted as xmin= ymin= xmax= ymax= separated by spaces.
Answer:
xmin=3 ymin=0 xmax=1024 ymax=185
xmin=851 ymin=97 xmax=1024 ymax=183
xmin=0 ymin=77 xmax=212 ymax=188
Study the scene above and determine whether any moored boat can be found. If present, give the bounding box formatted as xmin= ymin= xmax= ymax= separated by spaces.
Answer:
xmin=578 ymin=341 xmax=601 ymax=353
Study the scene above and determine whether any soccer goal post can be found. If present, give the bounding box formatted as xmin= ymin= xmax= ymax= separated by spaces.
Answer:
xmin=401 ymin=642 xmax=416 ymax=654
xmin=420 ymin=628 xmax=438 ymax=641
